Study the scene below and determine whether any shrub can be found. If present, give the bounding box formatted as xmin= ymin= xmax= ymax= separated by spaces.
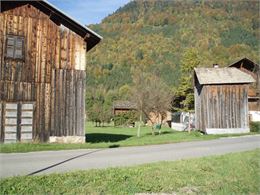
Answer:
xmin=250 ymin=122 xmax=260 ymax=132
xmin=114 ymin=111 xmax=138 ymax=126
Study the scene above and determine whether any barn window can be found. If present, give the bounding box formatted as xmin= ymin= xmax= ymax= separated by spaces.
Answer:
xmin=5 ymin=35 xmax=25 ymax=60
xmin=0 ymin=102 xmax=33 ymax=143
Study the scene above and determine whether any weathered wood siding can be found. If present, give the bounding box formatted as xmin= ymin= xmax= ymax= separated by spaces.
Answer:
xmin=0 ymin=4 xmax=86 ymax=81
xmin=50 ymin=69 xmax=85 ymax=137
xmin=195 ymin=80 xmax=249 ymax=132
xmin=0 ymin=103 xmax=2 ymax=141
xmin=114 ymin=109 xmax=133 ymax=115
xmin=0 ymin=4 xmax=86 ymax=142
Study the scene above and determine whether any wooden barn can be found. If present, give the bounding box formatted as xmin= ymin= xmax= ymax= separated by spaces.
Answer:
xmin=194 ymin=67 xmax=255 ymax=134
xmin=0 ymin=1 xmax=102 ymax=143
xmin=229 ymin=58 xmax=260 ymax=112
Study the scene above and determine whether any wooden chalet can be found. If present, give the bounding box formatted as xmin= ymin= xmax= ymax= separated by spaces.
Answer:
xmin=229 ymin=58 xmax=260 ymax=112
xmin=194 ymin=67 xmax=255 ymax=134
xmin=0 ymin=1 xmax=102 ymax=143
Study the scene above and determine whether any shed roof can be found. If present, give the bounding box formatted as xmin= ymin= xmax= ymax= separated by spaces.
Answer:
xmin=1 ymin=0 xmax=102 ymax=51
xmin=113 ymin=101 xmax=137 ymax=110
xmin=194 ymin=67 xmax=255 ymax=85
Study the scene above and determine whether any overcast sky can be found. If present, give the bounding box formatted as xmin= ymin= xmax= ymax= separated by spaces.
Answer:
xmin=48 ymin=0 xmax=131 ymax=25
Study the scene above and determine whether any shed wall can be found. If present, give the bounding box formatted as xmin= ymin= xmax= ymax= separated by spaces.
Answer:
xmin=195 ymin=83 xmax=249 ymax=132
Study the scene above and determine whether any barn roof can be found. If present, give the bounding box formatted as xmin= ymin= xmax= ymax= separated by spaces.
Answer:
xmin=1 ymin=0 xmax=102 ymax=51
xmin=194 ymin=67 xmax=255 ymax=85
xmin=228 ymin=57 xmax=259 ymax=72
xmin=113 ymin=101 xmax=137 ymax=110
xmin=229 ymin=57 xmax=259 ymax=67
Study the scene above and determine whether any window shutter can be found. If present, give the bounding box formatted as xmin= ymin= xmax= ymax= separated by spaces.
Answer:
xmin=6 ymin=35 xmax=24 ymax=60
xmin=6 ymin=36 xmax=15 ymax=58
xmin=14 ymin=37 xmax=24 ymax=59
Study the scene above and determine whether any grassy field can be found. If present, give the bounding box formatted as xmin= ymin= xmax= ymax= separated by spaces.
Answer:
xmin=1 ymin=149 xmax=259 ymax=194
xmin=0 ymin=122 xmax=258 ymax=153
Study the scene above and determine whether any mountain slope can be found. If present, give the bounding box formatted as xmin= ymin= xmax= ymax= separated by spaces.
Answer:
xmin=86 ymin=0 xmax=259 ymax=95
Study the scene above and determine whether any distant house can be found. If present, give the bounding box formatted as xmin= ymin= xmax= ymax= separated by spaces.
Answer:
xmin=228 ymin=58 xmax=260 ymax=121
xmin=113 ymin=101 xmax=171 ymax=127
xmin=113 ymin=101 xmax=137 ymax=126
xmin=113 ymin=101 xmax=137 ymax=116
xmin=194 ymin=67 xmax=255 ymax=134
xmin=0 ymin=1 xmax=102 ymax=143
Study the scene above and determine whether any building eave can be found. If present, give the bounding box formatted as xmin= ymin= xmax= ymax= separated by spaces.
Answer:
xmin=1 ymin=0 xmax=103 ymax=51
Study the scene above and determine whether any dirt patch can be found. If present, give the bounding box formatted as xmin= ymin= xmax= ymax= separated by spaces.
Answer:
xmin=135 ymin=186 xmax=199 ymax=195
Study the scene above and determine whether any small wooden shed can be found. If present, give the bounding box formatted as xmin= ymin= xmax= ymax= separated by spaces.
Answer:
xmin=113 ymin=101 xmax=137 ymax=126
xmin=0 ymin=1 xmax=102 ymax=143
xmin=194 ymin=67 xmax=255 ymax=134
xmin=113 ymin=101 xmax=137 ymax=116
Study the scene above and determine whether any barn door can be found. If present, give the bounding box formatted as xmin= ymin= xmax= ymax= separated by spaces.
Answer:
xmin=1 ymin=102 xmax=34 ymax=143
xmin=4 ymin=103 xmax=18 ymax=143
xmin=20 ymin=103 xmax=33 ymax=142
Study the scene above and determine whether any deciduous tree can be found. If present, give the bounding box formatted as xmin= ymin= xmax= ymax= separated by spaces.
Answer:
xmin=131 ymin=70 xmax=172 ymax=136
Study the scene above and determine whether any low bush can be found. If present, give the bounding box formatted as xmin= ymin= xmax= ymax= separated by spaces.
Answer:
xmin=250 ymin=121 xmax=260 ymax=132
xmin=114 ymin=111 xmax=138 ymax=126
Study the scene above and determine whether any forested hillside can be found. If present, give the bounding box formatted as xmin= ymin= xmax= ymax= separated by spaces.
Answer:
xmin=85 ymin=0 xmax=260 ymax=122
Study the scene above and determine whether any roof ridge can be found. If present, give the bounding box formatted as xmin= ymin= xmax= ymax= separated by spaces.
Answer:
xmin=194 ymin=67 xmax=255 ymax=85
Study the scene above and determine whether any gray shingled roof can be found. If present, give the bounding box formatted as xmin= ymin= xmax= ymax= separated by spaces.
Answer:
xmin=194 ymin=67 xmax=255 ymax=85
xmin=113 ymin=101 xmax=137 ymax=110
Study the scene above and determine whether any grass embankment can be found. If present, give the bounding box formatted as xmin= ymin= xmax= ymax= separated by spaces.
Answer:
xmin=0 ymin=122 xmax=258 ymax=153
xmin=1 ymin=149 xmax=259 ymax=194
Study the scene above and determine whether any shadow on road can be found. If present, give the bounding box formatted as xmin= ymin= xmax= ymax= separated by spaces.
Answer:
xmin=27 ymin=149 xmax=104 ymax=176
xmin=85 ymin=133 xmax=132 ymax=143
xmin=109 ymin=144 xmax=120 ymax=148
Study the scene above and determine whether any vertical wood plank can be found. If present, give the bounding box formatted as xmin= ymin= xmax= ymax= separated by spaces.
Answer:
xmin=17 ymin=102 xmax=22 ymax=141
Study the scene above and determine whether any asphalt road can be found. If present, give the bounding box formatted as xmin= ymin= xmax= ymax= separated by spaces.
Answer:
xmin=1 ymin=135 xmax=259 ymax=178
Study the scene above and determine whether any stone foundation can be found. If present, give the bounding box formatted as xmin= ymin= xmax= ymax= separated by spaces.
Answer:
xmin=205 ymin=128 xmax=250 ymax=134
xmin=49 ymin=136 xmax=85 ymax=144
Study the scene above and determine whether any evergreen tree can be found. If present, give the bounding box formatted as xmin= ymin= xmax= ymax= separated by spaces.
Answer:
xmin=173 ymin=48 xmax=200 ymax=112
xmin=172 ymin=48 xmax=200 ymax=132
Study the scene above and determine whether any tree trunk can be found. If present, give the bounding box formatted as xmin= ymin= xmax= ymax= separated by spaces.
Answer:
xmin=159 ymin=112 xmax=164 ymax=135
xmin=151 ymin=125 xmax=155 ymax=135
xmin=188 ymin=112 xmax=191 ymax=134
xmin=142 ymin=110 xmax=155 ymax=135
xmin=137 ymin=112 xmax=142 ymax=137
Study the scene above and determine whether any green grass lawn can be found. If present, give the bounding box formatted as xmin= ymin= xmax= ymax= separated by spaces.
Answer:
xmin=1 ymin=149 xmax=259 ymax=195
xmin=0 ymin=122 xmax=258 ymax=153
